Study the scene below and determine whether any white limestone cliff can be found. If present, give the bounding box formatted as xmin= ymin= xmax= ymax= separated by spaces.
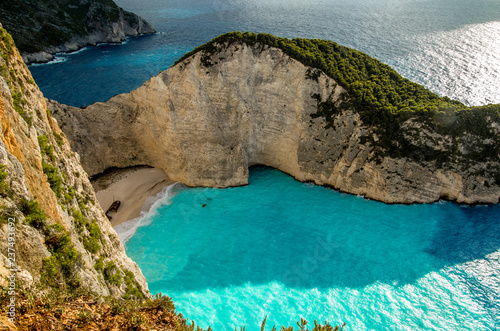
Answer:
xmin=51 ymin=42 xmax=500 ymax=204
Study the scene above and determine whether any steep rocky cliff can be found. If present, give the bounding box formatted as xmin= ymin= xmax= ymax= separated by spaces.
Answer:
xmin=0 ymin=24 xmax=149 ymax=299
xmin=0 ymin=0 xmax=155 ymax=64
xmin=50 ymin=33 xmax=500 ymax=205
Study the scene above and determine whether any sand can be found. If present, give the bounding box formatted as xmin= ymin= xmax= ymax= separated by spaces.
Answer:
xmin=92 ymin=167 xmax=174 ymax=227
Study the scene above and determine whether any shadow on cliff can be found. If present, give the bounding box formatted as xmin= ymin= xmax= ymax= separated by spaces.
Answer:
xmin=143 ymin=168 xmax=500 ymax=293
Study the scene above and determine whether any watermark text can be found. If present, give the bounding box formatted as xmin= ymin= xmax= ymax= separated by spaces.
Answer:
xmin=6 ymin=217 xmax=16 ymax=323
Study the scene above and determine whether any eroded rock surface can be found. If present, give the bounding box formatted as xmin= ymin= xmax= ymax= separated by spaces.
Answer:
xmin=0 ymin=24 xmax=149 ymax=298
xmin=51 ymin=42 xmax=500 ymax=204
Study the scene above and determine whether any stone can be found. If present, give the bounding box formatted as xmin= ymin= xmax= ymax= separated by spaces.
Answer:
xmin=51 ymin=42 xmax=500 ymax=204
xmin=0 ymin=25 xmax=149 ymax=298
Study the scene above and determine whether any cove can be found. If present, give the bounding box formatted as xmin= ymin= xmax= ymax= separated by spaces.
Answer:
xmin=124 ymin=167 xmax=500 ymax=330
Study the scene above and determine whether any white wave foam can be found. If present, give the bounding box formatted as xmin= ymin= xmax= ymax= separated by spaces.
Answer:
xmin=29 ymin=56 xmax=67 ymax=66
xmin=114 ymin=182 xmax=185 ymax=244
xmin=63 ymin=47 xmax=89 ymax=55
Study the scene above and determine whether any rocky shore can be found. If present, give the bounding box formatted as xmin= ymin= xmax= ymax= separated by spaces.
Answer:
xmin=0 ymin=0 xmax=155 ymax=64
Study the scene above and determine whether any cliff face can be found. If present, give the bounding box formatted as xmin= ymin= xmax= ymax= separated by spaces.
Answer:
xmin=51 ymin=40 xmax=500 ymax=204
xmin=0 ymin=0 xmax=155 ymax=64
xmin=0 ymin=25 xmax=149 ymax=298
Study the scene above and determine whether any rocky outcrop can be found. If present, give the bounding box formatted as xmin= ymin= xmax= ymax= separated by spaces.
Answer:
xmin=0 ymin=0 xmax=155 ymax=64
xmin=0 ymin=25 xmax=149 ymax=298
xmin=51 ymin=39 xmax=500 ymax=204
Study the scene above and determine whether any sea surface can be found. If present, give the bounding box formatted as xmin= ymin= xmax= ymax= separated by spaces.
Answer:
xmin=29 ymin=0 xmax=500 ymax=107
xmin=27 ymin=0 xmax=500 ymax=329
xmin=123 ymin=167 xmax=500 ymax=330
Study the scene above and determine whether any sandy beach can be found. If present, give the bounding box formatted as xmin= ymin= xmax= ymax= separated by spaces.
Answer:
xmin=92 ymin=167 xmax=174 ymax=227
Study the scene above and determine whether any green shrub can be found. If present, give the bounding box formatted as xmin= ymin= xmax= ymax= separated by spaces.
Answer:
xmin=64 ymin=189 xmax=75 ymax=205
xmin=144 ymin=293 xmax=176 ymax=311
xmin=122 ymin=269 xmax=145 ymax=300
xmin=42 ymin=162 xmax=62 ymax=198
xmin=0 ymin=65 xmax=7 ymax=80
xmin=41 ymin=223 xmax=82 ymax=290
xmin=78 ymin=199 xmax=89 ymax=213
xmin=104 ymin=261 xmax=122 ymax=286
xmin=38 ymin=135 xmax=55 ymax=161
xmin=0 ymin=204 xmax=16 ymax=225
xmin=41 ymin=256 xmax=60 ymax=280
xmin=94 ymin=256 xmax=104 ymax=272
xmin=72 ymin=209 xmax=88 ymax=234
xmin=12 ymin=90 xmax=32 ymax=127
xmin=83 ymin=235 xmax=101 ymax=254
xmin=0 ymin=28 xmax=14 ymax=55
xmin=20 ymin=199 xmax=48 ymax=231
xmin=87 ymin=221 xmax=101 ymax=238
xmin=45 ymin=224 xmax=71 ymax=252
xmin=108 ymin=272 xmax=122 ymax=287
xmin=0 ymin=164 xmax=12 ymax=197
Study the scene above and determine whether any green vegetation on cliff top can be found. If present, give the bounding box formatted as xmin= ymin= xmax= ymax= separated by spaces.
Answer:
xmin=176 ymin=32 xmax=459 ymax=115
xmin=176 ymin=32 xmax=499 ymax=114
xmin=176 ymin=32 xmax=500 ymax=164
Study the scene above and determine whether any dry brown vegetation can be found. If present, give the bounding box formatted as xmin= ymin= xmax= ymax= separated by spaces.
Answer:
xmin=0 ymin=287 xmax=196 ymax=331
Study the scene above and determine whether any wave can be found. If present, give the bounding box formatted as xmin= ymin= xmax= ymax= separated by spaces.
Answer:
xmin=60 ymin=47 xmax=89 ymax=55
xmin=29 ymin=47 xmax=90 ymax=67
xmin=29 ymin=56 xmax=67 ymax=67
xmin=114 ymin=182 xmax=185 ymax=244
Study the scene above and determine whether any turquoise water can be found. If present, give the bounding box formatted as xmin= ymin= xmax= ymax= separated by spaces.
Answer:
xmin=28 ymin=0 xmax=500 ymax=107
xmin=124 ymin=167 xmax=500 ymax=330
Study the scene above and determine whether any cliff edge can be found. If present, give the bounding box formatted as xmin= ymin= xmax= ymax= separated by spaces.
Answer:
xmin=51 ymin=32 xmax=500 ymax=205
xmin=0 ymin=24 xmax=149 ymax=300
xmin=0 ymin=0 xmax=155 ymax=64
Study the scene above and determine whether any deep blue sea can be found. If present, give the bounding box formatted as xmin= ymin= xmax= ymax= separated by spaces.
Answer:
xmin=29 ymin=0 xmax=500 ymax=107
xmin=28 ymin=0 xmax=500 ymax=329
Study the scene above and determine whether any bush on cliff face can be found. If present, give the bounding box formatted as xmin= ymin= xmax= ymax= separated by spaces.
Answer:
xmin=42 ymin=162 xmax=63 ymax=198
xmin=82 ymin=220 xmax=102 ymax=254
xmin=42 ymin=224 xmax=82 ymax=289
xmin=38 ymin=135 xmax=55 ymax=161
xmin=19 ymin=199 xmax=47 ymax=230
xmin=104 ymin=261 xmax=122 ymax=286
xmin=0 ymin=164 xmax=11 ymax=198
xmin=0 ymin=27 xmax=14 ymax=56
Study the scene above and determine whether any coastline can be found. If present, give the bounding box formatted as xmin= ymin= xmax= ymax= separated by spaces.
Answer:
xmin=92 ymin=166 xmax=173 ymax=227
xmin=25 ymin=33 xmax=158 ymax=65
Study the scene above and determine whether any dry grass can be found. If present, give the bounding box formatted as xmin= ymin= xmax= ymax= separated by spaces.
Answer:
xmin=0 ymin=287 xmax=197 ymax=331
